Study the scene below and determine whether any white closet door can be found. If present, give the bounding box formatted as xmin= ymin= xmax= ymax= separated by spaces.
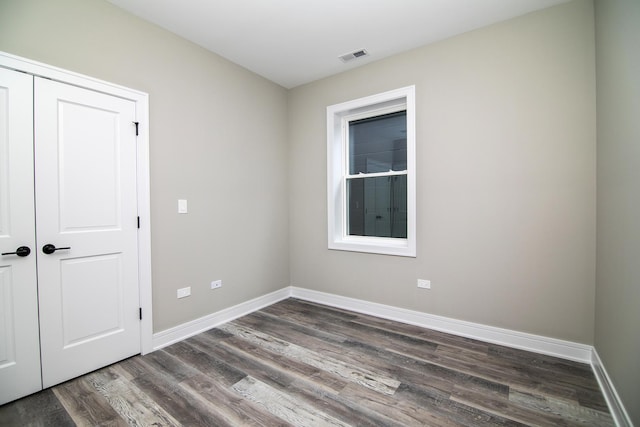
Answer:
xmin=0 ymin=68 xmax=41 ymax=405
xmin=34 ymin=77 xmax=141 ymax=388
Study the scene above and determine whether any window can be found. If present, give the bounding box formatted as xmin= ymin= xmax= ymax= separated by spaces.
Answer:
xmin=327 ymin=86 xmax=416 ymax=257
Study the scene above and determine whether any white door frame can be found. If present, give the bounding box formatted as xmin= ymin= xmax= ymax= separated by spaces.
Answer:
xmin=0 ymin=51 xmax=153 ymax=355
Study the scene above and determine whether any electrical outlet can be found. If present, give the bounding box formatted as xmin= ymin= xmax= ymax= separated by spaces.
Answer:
xmin=210 ymin=280 xmax=222 ymax=290
xmin=177 ymin=286 xmax=191 ymax=298
xmin=417 ymin=279 xmax=431 ymax=289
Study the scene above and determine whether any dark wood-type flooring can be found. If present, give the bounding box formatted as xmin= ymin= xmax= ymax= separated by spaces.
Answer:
xmin=0 ymin=298 xmax=613 ymax=426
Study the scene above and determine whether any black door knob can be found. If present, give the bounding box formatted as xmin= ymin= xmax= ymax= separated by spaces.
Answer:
xmin=42 ymin=244 xmax=71 ymax=255
xmin=1 ymin=246 xmax=31 ymax=257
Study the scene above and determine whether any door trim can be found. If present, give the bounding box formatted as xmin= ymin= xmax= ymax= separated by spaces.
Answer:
xmin=0 ymin=51 xmax=153 ymax=355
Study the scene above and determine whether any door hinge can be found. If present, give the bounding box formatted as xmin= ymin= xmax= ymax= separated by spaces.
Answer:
xmin=139 ymin=307 xmax=142 ymax=320
xmin=133 ymin=121 xmax=139 ymax=136
xmin=137 ymin=216 xmax=140 ymax=229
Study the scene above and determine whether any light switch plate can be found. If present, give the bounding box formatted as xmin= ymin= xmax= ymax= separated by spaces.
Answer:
xmin=178 ymin=199 xmax=188 ymax=214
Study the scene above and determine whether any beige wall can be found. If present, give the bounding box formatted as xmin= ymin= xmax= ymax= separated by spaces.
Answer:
xmin=595 ymin=0 xmax=640 ymax=423
xmin=289 ymin=0 xmax=596 ymax=343
xmin=0 ymin=0 xmax=290 ymax=332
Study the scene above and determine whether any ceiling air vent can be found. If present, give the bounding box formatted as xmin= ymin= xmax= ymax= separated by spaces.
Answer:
xmin=339 ymin=49 xmax=369 ymax=63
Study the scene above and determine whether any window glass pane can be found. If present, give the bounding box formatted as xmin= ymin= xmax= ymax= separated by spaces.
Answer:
xmin=347 ymin=175 xmax=407 ymax=238
xmin=349 ymin=111 xmax=407 ymax=174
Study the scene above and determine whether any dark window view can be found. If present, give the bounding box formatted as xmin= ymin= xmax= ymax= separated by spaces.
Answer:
xmin=347 ymin=111 xmax=407 ymax=238
xmin=348 ymin=111 xmax=407 ymax=174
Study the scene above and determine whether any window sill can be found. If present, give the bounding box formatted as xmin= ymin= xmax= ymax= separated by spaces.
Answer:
xmin=329 ymin=236 xmax=416 ymax=257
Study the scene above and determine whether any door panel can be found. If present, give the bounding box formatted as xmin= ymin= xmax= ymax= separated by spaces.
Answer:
xmin=0 ymin=68 xmax=41 ymax=405
xmin=0 ymin=267 xmax=13 ymax=363
xmin=60 ymin=254 xmax=124 ymax=347
xmin=58 ymin=101 xmax=120 ymax=232
xmin=34 ymin=77 xmax=140 ymax=388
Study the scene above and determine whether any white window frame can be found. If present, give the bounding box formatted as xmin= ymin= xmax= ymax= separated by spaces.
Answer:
xmin=327 ymin=86 xmax=416 ymax=257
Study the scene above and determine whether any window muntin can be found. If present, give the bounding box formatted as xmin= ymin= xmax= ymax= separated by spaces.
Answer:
xmin=327 ymin=86 xmax=416 ymax=257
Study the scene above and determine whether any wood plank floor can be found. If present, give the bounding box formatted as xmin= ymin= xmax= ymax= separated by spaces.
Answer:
xmin=0 ymin=298 xmax=613 ymax=426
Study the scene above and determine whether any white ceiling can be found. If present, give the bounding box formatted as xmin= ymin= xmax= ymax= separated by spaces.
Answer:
xmin=107 ymin=0 xmax=569 ymax=89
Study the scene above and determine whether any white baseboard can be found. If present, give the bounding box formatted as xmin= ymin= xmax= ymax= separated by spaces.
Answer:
xmin=591 ymin=348 xmax=634 ymax=427
xmin=290 ymin=287 xmax=593 ymax=363
xmin=152 ymin=287 xmax=290 ymax=350
xmin=153 ymin=285 xmax=593 ymax=361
